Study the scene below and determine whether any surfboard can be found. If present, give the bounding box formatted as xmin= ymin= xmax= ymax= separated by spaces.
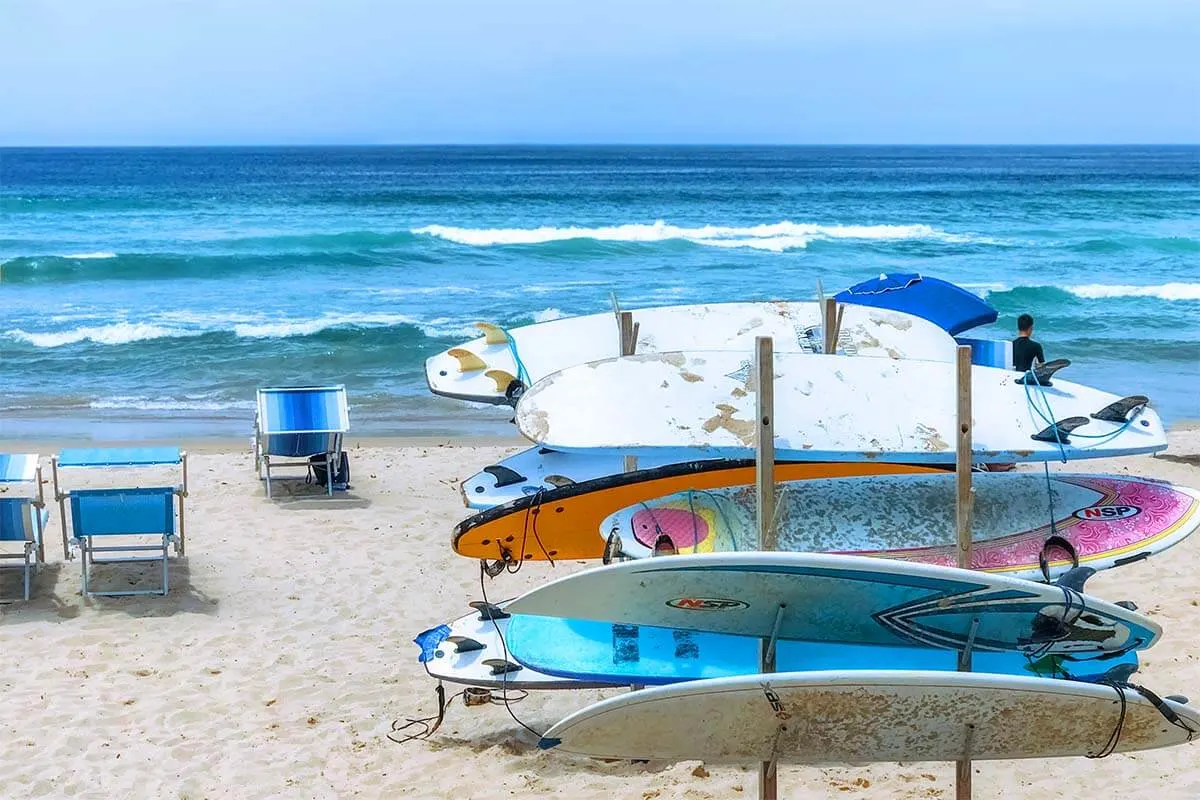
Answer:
xmin=504 ymin=615 xmax=1139 ymax=686
xmin=502 ymin=552 xmax=1160 ymax=655
xmin=514 ymin=351 xmax=1166 ymax=464
xmin=606 ymin=473 xmax=1200 ymax=580
xmin=538 ymin=671 xmax=1200 ymax=762
xmin=426 ymin=302 xmax=957 ymax=405
xmin=459 ymin=448 xmax=704 ymax=510
xmin=454 ymin=458 xmax=939 ymax=561
xmin=414 ymin=602 xmax=619 ymax=690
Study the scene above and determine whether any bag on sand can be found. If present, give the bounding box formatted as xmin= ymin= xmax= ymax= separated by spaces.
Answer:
xmin=308 ymin=452 xmax=350 ymax=490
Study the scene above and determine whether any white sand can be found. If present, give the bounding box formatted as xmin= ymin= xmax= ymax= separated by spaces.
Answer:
xmin=2 ymin=431 xmax=1200 ymax=799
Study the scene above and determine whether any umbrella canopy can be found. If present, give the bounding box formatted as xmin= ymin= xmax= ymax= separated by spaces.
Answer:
xmin=834 ymin=273 xmax=998 ymax=336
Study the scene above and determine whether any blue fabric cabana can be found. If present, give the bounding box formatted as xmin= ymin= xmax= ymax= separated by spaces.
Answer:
xmin=835 ymin=273 xmax=998 ymax=336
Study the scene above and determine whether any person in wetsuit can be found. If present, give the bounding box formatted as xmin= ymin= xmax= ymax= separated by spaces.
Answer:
xmin=1012 ymin=313 xmax=1045 ymax=372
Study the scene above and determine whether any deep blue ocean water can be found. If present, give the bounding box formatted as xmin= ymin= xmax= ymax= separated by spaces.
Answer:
xmin=1 ymin=146 xmax=1197 ymax=440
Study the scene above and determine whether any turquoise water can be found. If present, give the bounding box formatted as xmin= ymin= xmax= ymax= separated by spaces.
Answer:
xmin=1 ymin=146 xmax=1197 ymax=440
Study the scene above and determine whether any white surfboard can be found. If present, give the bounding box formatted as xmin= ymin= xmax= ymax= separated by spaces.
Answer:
xmin=502 ymin=552 xmax=1161 ymax=656
xmin=514 ymin=352 xmax=1165 ymax=464
xmin=415 ymin=602 xmax=619 ymax=690
xmin=426 ymin=302 xmax=956 ymax=405
xmin=459 ymin=447 xmax=707 ymax=509
xmin=539 ymin=670 xmax=1200 ymax=762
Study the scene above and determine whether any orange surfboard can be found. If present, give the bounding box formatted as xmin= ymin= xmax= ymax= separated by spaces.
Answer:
xmin=452 ymin=460 xmax=941 ymax=563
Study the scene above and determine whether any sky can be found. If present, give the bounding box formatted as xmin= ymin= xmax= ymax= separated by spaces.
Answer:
xmin=1 ymin=0 xmax=1198 ymax=145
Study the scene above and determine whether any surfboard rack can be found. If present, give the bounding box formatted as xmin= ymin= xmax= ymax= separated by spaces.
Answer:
xmin=469 ymin=601 xmax=511 ymax=622
xmin=482 ymin=658 xmax=522 ymax=676
xmin=482 ymin=465 xmax=526 ymax=488
xmin=1016 ymin=358 xmax=1071 ymax=387
xmin=445 ymin=636 xmax=486 ymax=654
xmin=1092 ymin=395 xmax=1149 ymax=423
xmin=1032 ymin=416 xmax=1090 ymax=444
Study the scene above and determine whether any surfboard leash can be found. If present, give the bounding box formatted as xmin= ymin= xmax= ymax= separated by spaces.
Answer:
xmin=477 ymin=562 xmax=547 ymax=740
xmin=1088 ymin=681 xmax=1199 ymax=758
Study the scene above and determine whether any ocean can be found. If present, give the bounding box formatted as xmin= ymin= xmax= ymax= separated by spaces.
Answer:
xmin=1 ymin=145 xmax=1197 ymax=441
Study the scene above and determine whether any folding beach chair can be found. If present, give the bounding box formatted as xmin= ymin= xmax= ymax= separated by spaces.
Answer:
xmin=52 ymin=447 xmax=188 ymax=598
xmin=255 ymin=385 xmax=350 ymax=498
xmin=0 ymin=454 xmax=48 ymax=602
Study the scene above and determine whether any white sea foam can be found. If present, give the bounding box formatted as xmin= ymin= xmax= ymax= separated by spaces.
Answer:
xmin=232 ymin=312 xmax=421 ymax=338
xmin=413 ymin=221 xmax=983 ymax=252
xmin=89 ymin=396 xmax=255 ymax=412
xmin=61 ymin=251 xmax=118 ymax=259
xmin=5 ymin=311 xmax=468 ymax=348
xmin=532 ymin=308 xmax=565 ymax=323
xmin=1066 ymin=283 xmax=1200 ymax=301
xmin=5 ymin=322 xmax=190 ymax=348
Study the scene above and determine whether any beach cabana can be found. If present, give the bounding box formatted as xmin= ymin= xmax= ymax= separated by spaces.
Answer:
xmin=52 ymin=447 xmax=188 ymax=597
xmin=0 ymin=453 xmax=48 ymax=601
xmin=255 ymin=385 xmax=350 ymax=498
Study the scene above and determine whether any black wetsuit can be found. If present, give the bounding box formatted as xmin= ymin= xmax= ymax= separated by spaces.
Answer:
xmin=1012 ymin=336 xmax=1045 ymax=372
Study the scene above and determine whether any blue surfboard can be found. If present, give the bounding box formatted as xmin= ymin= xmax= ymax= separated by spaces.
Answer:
xmin=504 ymin=615 xmax=1138 ymax=686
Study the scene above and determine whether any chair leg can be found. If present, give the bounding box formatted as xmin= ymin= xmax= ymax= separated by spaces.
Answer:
xmin=161 ymin=539 xmax=169 ymax=596
xmin=24 ymin=554 xmax=31 ymax=602
xmin=79 ymin=539 xmax=90 ymax=597
xmin=326 ymin=452 xmax=334 ymax=497
xmin=265 ymin=458 xmax=272 ymax=498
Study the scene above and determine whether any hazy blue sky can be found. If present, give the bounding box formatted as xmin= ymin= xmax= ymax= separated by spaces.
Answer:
xmin=2 ymin=0 xmax=1197 ymax=145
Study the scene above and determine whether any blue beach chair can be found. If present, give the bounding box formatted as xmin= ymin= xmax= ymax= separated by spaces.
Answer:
xmin=52 ymin=447 xmax=189 ymax=598
xmin=0 ymin=453 xmax=48 ymax=602
xmin=255 ymin=386 xmax=350 ymax=498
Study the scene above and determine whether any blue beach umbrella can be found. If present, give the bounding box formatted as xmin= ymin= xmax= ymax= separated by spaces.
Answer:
xmin=834 ymin=273 xmax=998 ymax=336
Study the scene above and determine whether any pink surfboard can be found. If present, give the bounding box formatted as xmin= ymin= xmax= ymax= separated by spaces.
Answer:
xmin=606 ymin=473 xmax=1200 ymax=580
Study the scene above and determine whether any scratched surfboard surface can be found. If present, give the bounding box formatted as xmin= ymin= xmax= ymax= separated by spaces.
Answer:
xmin=426 ymin=302 xmax=956 ymax=404
xmin=514 ymin=351 xmax=1166 ymax=463
xmin=605 ymin=472 xmax=1200 ymax=579
xmin=537 ymin=671 xmax=1200 ymax=763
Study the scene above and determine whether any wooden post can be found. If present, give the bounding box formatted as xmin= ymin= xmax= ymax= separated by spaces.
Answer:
xmin=955 ymin=345 xmax=974 ymax=571
xmin=620 ymin=311 xmax=638 ymax=474
xmin=822 ymin=298 xmax=839 ymax=354
xmin=755 ymin=335 xmax=777 ymax=800
xmin=954 ymin=344 xmax=975 ymax=800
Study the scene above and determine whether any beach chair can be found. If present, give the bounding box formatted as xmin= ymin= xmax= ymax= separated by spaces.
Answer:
xmin=0 ymin=454 xmax=48 ymax=602
xmin=52 ymin=447 xmax=188 ymax=598
xmin=255 ymin=385 xmax=350 ymax=498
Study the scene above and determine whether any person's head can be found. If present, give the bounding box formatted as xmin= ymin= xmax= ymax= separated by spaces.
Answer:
xmin=1017 ymin=313 xmax=1035 ymax=335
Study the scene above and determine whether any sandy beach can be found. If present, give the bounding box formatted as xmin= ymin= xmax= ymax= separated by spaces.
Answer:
xmin=2 ymin=429 xmax=1199 ymax=799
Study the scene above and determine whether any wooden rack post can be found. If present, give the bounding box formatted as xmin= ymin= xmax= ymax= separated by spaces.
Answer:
xmin=822 ymin=298 xmax=840 ymax=354
xmin=755 ymin=336 xmax=777 ymax=800
xmin=954 ymin=344 xmax=975 ymax=800
xmin=619 ymin=311 xmax=639 ymax=474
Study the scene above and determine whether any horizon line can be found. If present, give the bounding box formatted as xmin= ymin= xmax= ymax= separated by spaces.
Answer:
xmin=2 ymin=141 xmax=1200 ymax=150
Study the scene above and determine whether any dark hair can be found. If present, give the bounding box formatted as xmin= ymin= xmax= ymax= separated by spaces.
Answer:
xmin=1017 ymin=313 xmax=1034 ymax=333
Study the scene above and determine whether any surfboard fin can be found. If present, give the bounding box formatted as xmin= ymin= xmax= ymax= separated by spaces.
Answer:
xmin=482 ymin=465 xmax=527 ymax=488
xmin=603 ymin=531 xmax=625 ymax=565
xmin=445 ymin=635 xmax=486 ymax=654
xmin=1032 ymin=416 xmax=1089 ymax=444
xmin=474 ymin=322 xmax=509 ymax=345
xmin=1016 ymin=358 xmax=1070 ymax=387
xmin=1053 ymin=566 xmax=1096 ymax=594
xmin=482 ymin=658 xmax=522 ymax=676
xmin=543 ymin=474 xmax=575 ymax=488
xmin=1114 ymin=600 xmax=1138 ymax=611
xmin=483 ymin=369 xmax=520 ymax=396
xmin=447 ymin=348 xmax=488 ymax=372
xmin=469 ymin=601 xmax=511 ymax=622
xmin=1092 ymin=395 xmax=1149 ymax=423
